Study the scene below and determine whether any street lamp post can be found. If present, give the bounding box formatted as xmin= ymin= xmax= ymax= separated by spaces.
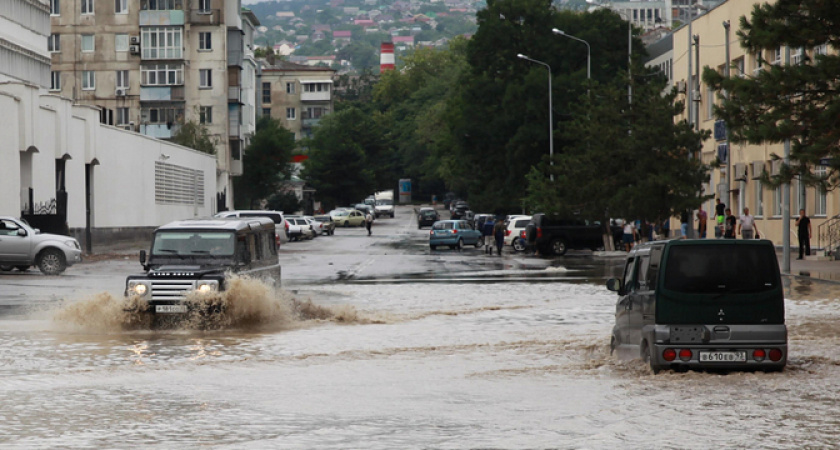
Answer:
xmin=517 ymin=53 xmax=554 ymax=181
xmin=551 ymin=28 xmax=590 ymax=82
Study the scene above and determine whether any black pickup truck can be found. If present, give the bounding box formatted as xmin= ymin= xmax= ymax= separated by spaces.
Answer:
xmin=525 ymin=213 xmax=623 ymax=255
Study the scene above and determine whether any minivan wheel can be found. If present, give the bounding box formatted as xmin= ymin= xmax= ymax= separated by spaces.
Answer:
xmin=37 ymin=248 xmax=66 ymax=275
xmin=642 ymin=342 xmax=660 ymax=374
xmin=455 ymin=238 xmax=462 ymax=250
xmin=551 ymin=239 xmax=568 ymax=256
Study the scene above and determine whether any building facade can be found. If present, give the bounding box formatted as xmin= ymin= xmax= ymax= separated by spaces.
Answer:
xmin=48 ymin=0 xmax=258 ymax=211
xmin=1 ymin=0 xmax=217 ymax=250
xmin=257 ymin=60 xmax=335 ymax=141
xmin=669 ymin=0 xmax=836 ymax=247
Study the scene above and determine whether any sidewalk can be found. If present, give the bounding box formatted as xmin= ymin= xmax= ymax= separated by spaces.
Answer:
xmin=781 ymin=251 xmax=840 ymax=283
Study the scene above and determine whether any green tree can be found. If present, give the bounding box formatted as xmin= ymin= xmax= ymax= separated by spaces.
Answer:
xmin=171 ymin=120 xmax=217 ymax=155
xmin=524 ymin=78 xmax=709 ymax=222
xmin=703 ymin=0 xmax=840 ymax=188
xmin=233 ymin=116 xmax=296 ymax=209
xmin=299 ymin=107 xmax=380 ymax=208
xmin=266 ymin=190 xmax=303 ymax=214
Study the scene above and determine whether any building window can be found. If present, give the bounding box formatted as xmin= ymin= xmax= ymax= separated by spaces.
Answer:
xmin=286 ymin=107 xmax=296 ymax=120
xmin=705 ymin=84 xmax=715 ymax=121
xmin=199 ymin=106 xmax=212 ymax=124
xmin=82 ymin=71 xmax=95 ymax=90
xmin=262 ymin=108 xmax=271 ymax=117
xmin=773 ymin=186 xmax=782 ymax=217
xmin=791 ymin=47 xmax=803 ymax=65
xmin=198 ymin=0 xmax=211 ymax=12
xmin=81 ymin=0 xmax=93 ymax=14
xmin=198 ymin=32 xmax=212 ymax=51
xmin=199 ymin=69 xmax=212 ymax=88
xmin=141 ymin=0 xmax=182 ymax=10
xmin=815 ymin=165 xmax=827 ymax=216
xmin=116 ymin=70 xmax=129 ymax=89
xmin=50 ymin=71 xmax=61 ymax=91
xmin=48 ymin=34 xmax=60 ymax=53
xmin=51 ymin=0 xmax=60 ymax=15
xmin=262 ymin=82 xmax=271 ymax=104
xmin=814 ymin=43 xmax=828 ymax=57
xmin=115 ymin=34 xmax=129 ymax=52
xmin=753 ymin=52 xmax=763 ymax=76
xmin=141 ymin=63 xmax=184 ymax=85
xmin=141 ymin=105 xmax=184 ymax=125
xmin=115 ymin=0 xmax=127 ymax=14
xmin=81 ymin=35 xmax=94 ymax=52
xmin=755 ymin=178 xmax=763 ymax=217
xmin=733 ymin=57 xmax=745 ymax=78
xmin=141 ymin=27 xmax=183 ymax=60
xmin=286 ymin=82 xmax=295 ymax=94
xmin=773 ymin=47 xmax=782 ymax=65
xmin=303 ymin=83 xmax=329 ymax=92
xmin=117 ymin=107 xmax=130 ymax=125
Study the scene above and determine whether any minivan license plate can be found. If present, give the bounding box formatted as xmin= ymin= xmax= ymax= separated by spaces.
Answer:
xmin=156 ymin=304 xmax=187 ymax=314
xmin=699 ymin=351 xmax=746 ymax=362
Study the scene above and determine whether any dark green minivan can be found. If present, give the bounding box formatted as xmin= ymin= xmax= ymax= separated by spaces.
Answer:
xmin=607 ymin=239 xmax=787 ymax=373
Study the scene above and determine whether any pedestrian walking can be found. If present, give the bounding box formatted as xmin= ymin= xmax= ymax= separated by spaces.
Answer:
xmin=680 ymin=211 xmax=689 ymax=238
xmin=738 ymin=207 xmax=759 ymax=239
xmin=796 ymin=208 xmax=811 ymax=259
xmin=493 ymin=217 xmax=506 ymax=256
xmin=696 ymin=205 xmax=708 ymax=239
xmin=622 ymin=220 xmax=636 ymax=251
xmin=724 ymin=208 xmax=737 ymax=239
xmin=482 ymin=216 xmax=495 ymax=255
xmin=365 ymin=212 xmax=373 ymax=236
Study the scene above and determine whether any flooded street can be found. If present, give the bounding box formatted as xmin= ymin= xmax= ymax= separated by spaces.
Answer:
xmin=3 ymin=207 xmax=840 ymax=448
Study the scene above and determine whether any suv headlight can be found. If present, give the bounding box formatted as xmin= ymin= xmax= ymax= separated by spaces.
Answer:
xmin=64 ymin=240 xmax=80 ymax=250
xmin=128 ymin=281 xmax=151 ymax=298
xmin=195 ymin=280 xmax=219 ymax=294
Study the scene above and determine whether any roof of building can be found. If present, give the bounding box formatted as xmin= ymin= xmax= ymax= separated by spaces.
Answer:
xmin=260 ymin=60 xmax=335 ymax=72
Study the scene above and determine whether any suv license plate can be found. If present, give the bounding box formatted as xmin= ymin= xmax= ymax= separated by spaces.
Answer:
xmin=699 ymin=351 xmax=746 ymax=362
xmin=156 ymin=305 xmax=187 ymax=314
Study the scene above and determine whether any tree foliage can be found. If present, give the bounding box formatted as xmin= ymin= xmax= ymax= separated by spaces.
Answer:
xmin=171 ymin=120 xmax=217 ymax=155
xmin=233 ymin=116 xmax=296 ymax=209
xmin=703 ymin=0 xmax=840 ymax=188
xmin=299 ymin=107 xmax=382 ymax=208
xmin=524 ymin=78 xmax=709 ymax=221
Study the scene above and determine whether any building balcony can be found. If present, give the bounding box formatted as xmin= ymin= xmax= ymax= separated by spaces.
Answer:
xmin=140 ymin=123 xmax=181 ymax=139
xmin=229 ymin=122 xmax=240 ymax=138
xmin=140 ymin=86 xmax=185 ymax=102
xmin=302 ymin=118 xmax=321 ymax=129
xmin=300 ymin=91 xmax=331 ymax=102
xmin=227 ymin=86 xmax=241 ymax=103
xmin=189 ymin=9 xmax=219 ymax=26
xmin=139 ymin=9 xmax=185 ymax=26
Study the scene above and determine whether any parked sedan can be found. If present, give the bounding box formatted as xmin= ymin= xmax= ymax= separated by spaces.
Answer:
xmin=429 ymin=220 xmax=482 ymax=250
xmin=417 ymin=208 xmax=439 ymax=229
xmin=313 ymin=215 xmax=336 ymax=235
xmin=331 ymin=209 xmax=366 ymax=227
xmin=0 ymin=216 xmax=82 ymax=275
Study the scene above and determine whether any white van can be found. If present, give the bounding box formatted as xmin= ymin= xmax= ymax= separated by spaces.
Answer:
xmin=214 ymin=210 xmax=288 ymax=246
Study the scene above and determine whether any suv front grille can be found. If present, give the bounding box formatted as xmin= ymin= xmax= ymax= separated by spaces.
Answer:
xmin=150 ymin=280 xmax=196 ymax=301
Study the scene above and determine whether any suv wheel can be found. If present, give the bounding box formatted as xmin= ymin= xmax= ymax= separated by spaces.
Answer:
xmin=513 ymin=239 xmax=525 ymax=252
xmin=344 ymin=221 xmax=350 ymax=227
xmin=642 ymin=341 xmax=660 ymax=374
xmin=550 ymin=239 xmax=568 ymax=256
xmin=0 ymin=266 xmax=12 ymax=272
xmin=37 ymin=248 xmax=66 ymax=275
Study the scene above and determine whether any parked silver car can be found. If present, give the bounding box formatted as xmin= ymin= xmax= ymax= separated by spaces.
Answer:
xmin=0 ymin=216 xmax=82 ymax=275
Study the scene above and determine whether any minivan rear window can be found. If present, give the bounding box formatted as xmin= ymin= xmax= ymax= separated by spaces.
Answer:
xmin=663 ymin=245 xmax=778 ymax=294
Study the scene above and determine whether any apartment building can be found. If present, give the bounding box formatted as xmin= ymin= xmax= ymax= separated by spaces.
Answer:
xmin=258 ymin=60 xmax=335 ymax=141
xmin=670 ymin=0 xmax=836 ymax=246
xmin=48 ymin=0 xmax=258 ymax=210
xmin=0 ymin=0 xmax=51 ymax=87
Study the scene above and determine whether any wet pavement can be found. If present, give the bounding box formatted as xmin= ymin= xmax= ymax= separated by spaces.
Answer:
xmin=3 ymin=205 xmax=840 ymax=448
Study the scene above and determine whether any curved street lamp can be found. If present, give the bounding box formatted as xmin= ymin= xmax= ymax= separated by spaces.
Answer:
xmin=517 ymin=53 xmax=554 ymax=181
xmin=551 ymin=28 xmax=590 ymax=81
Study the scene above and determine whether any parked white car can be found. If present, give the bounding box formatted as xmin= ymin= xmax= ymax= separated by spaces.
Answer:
xmin=285 ymin=217 xmax=316 ymax=241
xmin=214 ymin=210 xmax=288 ymax=246
xmin=0 ymin=216 xmax=82 ymax=275
xmin=505 ymin=215 xmax=532 ymax=251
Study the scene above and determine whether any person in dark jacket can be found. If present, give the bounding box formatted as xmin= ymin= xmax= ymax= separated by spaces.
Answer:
xmin=493 ymin=217 xmax=506 ymax=256
xmin=482 ymin=217 xmax=495 ymax=255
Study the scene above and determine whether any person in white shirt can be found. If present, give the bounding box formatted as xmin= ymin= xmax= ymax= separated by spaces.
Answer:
xmin=622 ymin=221 xmax=636 ymax=251
xmin=738 ymin=207 xmax=759 ymax=239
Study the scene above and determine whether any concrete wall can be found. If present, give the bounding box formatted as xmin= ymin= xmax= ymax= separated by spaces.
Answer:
xmin=0 ymin=81 xmax=217 ymax=247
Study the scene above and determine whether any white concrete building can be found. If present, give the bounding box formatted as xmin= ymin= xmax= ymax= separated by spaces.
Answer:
xmin=1 ymin=0 xmax=217 ymax=251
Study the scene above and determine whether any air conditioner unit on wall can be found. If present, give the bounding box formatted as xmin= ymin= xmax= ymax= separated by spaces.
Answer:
xmin=115 ymin=88 xmax=127 ymax=96
xmin=129 ymin=36 xmax=140 ymax=45
xmin=129 ymin=45 xmax=140 ymax=54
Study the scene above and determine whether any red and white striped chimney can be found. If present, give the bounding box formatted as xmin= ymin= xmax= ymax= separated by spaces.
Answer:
xmin=380 ymin=42 xmax=395 ymax=73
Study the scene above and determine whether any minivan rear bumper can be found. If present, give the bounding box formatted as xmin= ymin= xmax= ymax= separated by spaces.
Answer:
xmin=650 ymin=342 xmax=787 ymax=372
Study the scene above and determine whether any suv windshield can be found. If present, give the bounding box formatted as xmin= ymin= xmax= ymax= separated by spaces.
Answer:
xmin=152 ymin=231 xmax=235 ymax=256
xmin=663 ymin=245 xmax=778 ymax=294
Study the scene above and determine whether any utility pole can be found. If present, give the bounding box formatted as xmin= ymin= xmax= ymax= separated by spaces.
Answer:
xmin=723 ymin=20 xmax=732 ymax=220
xmin=783 ymin=45 xmax=791 ymax=272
